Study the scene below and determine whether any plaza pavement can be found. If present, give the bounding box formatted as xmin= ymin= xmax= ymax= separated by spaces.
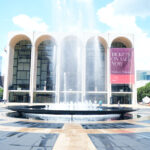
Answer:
xmin=0 ymin=103 xmax=150 ymax=150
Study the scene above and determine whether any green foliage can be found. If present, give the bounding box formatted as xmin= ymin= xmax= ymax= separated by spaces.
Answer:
xmin=0 ymin=88 xmax=3 ymax=99
xmin=137 ymin=82 xmax=150 ymax=102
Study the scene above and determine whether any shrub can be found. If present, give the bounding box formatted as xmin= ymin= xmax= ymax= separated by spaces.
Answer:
xmin=137 ymin=82 xmax=150 ymax=102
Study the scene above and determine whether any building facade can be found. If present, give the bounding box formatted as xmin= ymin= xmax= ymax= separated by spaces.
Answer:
xmin=136 ymin=70 xmax=150 ymax=81
xmin=3 ymin=32 xmax=136 ymax=105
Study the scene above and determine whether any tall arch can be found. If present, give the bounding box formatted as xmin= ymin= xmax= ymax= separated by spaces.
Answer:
xmin=110 ymin=36 xmax=133 ymax=104
xmin=9 ymin=35 xmax=32 ymax=90
xmin=59 ymin=36 xmax=83 ymax=102
xmin=8 ymin=34 xmax=32 ymax=102
xmin=86 ymin=36 xmax=107 ymax=91
xmin=34 ymin=35 xmax=57 ymax=103
xmin=86 ymin=36 xmax=107 ymax=103
xmin=36 ymin=38 xmax=56 ymax=90
xmin=111 ymin=36 xmax=132 ymax=48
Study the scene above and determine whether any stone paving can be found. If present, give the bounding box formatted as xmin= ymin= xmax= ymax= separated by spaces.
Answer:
xmin=0 ymin=104 xmax=150 ymax=150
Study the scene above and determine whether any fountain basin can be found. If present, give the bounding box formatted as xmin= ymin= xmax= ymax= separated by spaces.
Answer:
xmin=8 ymin=105 xmax=136 ymax=116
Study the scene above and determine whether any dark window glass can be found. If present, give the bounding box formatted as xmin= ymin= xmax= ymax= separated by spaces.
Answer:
xmin=111 ymin=84 xmax=132 ymax=92
xmin=111 ymin=94 xmax=131 ymax=104
xmin=34 ymin=93 xmax=55 ymax=103
xmin=36 ymin=40 xmax=56 ymax=90
xmin=9 ymin=92 xmax=30 ymax=102
xmin=111 ymin=42 xmax=126 ymax=48
xmin=9 ymin=40 xmax=31 ymax=90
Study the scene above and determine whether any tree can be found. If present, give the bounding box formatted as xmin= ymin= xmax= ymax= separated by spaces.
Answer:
xmin=0 ymin=88 xmax=3 ymax=99
xmin=137 ymin=82 xmax=150 ymax=102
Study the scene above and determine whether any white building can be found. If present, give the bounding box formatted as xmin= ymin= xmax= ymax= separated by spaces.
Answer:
xmin=3 ymin=32 xmax=136 ymax=105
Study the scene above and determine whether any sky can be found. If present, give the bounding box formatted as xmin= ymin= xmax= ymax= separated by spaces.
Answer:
xmin=0 ymin=0 xmax=150 ymax=75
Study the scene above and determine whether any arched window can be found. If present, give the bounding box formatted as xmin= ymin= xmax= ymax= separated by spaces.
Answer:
xmin=36 ymin=40 xmax=56 ymax=90
xmin=60 ymin=36 xmax=82 ymax=91
xmin=110 ymin=38 xmax=133 ymax=104
xmin=111 ymin=42 xmax=126 ymax=48
xmin=11 ymin=40 xmax=31 ymax=90
xmin=86 ymin=37 xmax=106 ymax=91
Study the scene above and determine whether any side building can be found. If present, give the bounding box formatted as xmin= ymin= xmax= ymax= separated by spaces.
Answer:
xmin=136 ymin=70 xmax=150 ymax=81
xmin=3 ymin=32 xmax=136 ymax=105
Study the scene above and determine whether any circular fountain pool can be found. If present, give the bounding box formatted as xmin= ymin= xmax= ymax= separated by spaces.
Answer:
xmin=7 ymin=104 xmax=137 ymax=122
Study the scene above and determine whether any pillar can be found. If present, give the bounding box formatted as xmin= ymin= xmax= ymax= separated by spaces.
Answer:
xmin=30 ymin=42 xmax=36 ymax=104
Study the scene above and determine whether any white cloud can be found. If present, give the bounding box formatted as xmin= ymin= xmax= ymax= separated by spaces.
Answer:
xmin=97 ymin=4 xmax=142 ymax=34
xmin=77 ymin=0 xmax=92 ymax=4
xmin=112 ymin=0 xmax=150 ymax=17
xmin=97 ymin=0 xmax=150 ymax=70
xmin=12 ymin=14 xmax=49 ymax=32
xmin=56 ymin=0 xmax=62 ymax=9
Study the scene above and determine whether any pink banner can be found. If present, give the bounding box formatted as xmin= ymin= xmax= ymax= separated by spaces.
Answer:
xmin=110 ymin=48 xmax=134 ymax=84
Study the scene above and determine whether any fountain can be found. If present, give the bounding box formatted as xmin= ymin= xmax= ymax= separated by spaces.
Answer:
xmin=7 ymin=0 xmax=137 ymax=121
xmin=8 ymin=103 xmax=136 ymax=122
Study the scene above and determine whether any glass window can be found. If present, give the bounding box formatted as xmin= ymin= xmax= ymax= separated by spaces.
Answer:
xmin=85 ymin=93 xmax=107 ymax=104
xmin=111 ymin=42 xmax=126 ymax=48
xmin=41 ymin=64 xmax=47 ymax=71
xmin=86 ymin=37 xmax=106 ymax=91
xmin=37 ymin=60 xmax=41 ymax=67
xmin=37 ymin=68 xmax=40 ymax=75
xmin=36 ymin=40 xmax=56 ymax=91
xmin=111 ymin=94 xmax=132 ymax=104
xmin=24 ymin=63 xmax=30 ymax=70
xmin=111 ymin=84 xmax=132 ymax=92
xmin=34 ymin=93 xmax=55 ymax=103
xmin=9 ymin=92 xmax=30 ymax=102
xmin=10 ymin=40 xmax=31 ymax=90
xmin=13 ymin=59 xmax=17 ymax=66
xmin=18 ymin=63 xmax=23 ymax=70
